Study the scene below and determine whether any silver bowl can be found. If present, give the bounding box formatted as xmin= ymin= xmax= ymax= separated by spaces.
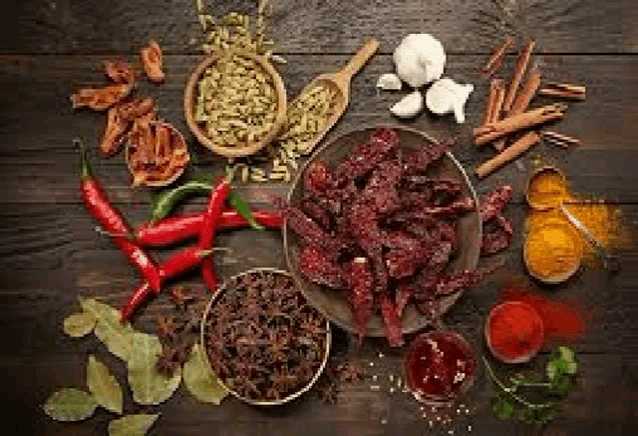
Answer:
xmin=283 ymin=124 xmax=482 ymax=337
xmin=199 ymin=268 xmax=331 ymax=406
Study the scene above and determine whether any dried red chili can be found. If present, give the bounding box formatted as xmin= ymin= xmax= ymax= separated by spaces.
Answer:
xmin=135 ymin=209 xmax=283 ymax=247
xmin=120 ymin=245 xmax=214 ymax=320
xmin=140 ymin=40 xmax=165 ymax=83
xmin=198 ymin=176 xmax=232 ymax=293
xmin=77 ymin=140 xmax=162 ymax=293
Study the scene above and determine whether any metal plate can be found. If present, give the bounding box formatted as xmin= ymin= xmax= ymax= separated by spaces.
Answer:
xmin=283 ymin=124 xmax=482 ymax=337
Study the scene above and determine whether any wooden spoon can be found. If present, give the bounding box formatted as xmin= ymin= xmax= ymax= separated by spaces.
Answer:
xmin=293 ymin=38 xmax=379 ymax=154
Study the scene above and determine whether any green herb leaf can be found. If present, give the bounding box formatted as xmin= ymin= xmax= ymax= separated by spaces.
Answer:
xmin=491 ymin=395 xmax=515 ymax=420
xmin=565 ymin=361 xmax=579 ymax=375
xmin=183 ymin=343 xmax=228 ymax=404
xmin=108 ymin=414 xmax=160 ymax=436
xmin=546 ymin=361 xmax=558 ymax=382
xmin=550 ymin=374 xmax=573 ymax=396
xmin=229 ymin=190 xmax=265 ymax=230
xmin=63 ymin=312 xmax=96 ymax=338
xmin=87 ymin=355 xmax=123 ymax=414
xmin=42 ymin=388 xmax=98 ymax=422
xmin=536 ymin=404 xmax=560 ymax=424
xmin=127 ymin=333 xmax=181 ymax=405
xmin=558 ymin=346 xmax=576 ymax=364
xmin=80 ymin=298 xmax=136 ymax=362
xmin=521 ymin=407 xmax=538 ymax=424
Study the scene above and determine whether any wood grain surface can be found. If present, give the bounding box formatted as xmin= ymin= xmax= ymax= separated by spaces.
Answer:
xmin=1 ymin=0 xmax=636 ymax=435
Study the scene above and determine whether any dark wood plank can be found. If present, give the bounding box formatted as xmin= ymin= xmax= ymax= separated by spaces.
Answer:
xmin=1 ymin=0 xmax=633 ymax=54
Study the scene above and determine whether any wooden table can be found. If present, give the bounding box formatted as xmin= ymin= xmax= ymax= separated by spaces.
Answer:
xmin=1 ymin=0 xmax=636 ymax=434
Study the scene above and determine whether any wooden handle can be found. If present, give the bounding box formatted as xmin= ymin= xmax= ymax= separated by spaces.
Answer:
xmin=337 ymin=38 xmax=380 ymax=83
xmin=476 ymin=131 xmax=540 ymax=178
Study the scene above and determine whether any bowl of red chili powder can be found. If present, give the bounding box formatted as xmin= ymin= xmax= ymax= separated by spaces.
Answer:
xmin=485 ymin=301 xmax=544 ymax=364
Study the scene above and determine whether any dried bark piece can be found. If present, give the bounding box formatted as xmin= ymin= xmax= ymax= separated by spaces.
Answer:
xmin=100 ymin=106 xmax=129 ymax=156
xmin=71 ymin=83 xmax=133 ymax=111
xmin=141 ymin=40 xmax=165 ymax=83
xmin=103 ymin=59 xmax=136 ymax=84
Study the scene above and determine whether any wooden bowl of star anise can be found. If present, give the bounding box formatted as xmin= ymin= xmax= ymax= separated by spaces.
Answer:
xmin=200 ymin=268 xmax=331 ymax=406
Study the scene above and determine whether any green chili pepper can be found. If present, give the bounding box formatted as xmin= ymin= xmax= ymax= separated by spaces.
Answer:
xmin=229 ymin=190 xmax=265 ymax=231
xmin=150 ymin=180 xmax=212 ymax=222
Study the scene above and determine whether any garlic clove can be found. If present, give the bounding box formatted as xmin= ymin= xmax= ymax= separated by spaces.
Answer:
xmin=425 ymin=78 xmax=474 ymax=124
xmin=390 ymin=91 xmax=424 ymax=118
xmin=376 ymin=73 xmax=403 ymax=91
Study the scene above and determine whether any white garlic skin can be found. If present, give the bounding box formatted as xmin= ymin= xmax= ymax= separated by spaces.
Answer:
xmin=376 ymin=73 xmax=403 ymax=91
xmin=425 ymin=78 xmax=474 ymax=124
xmin=390 ymin=91 xmax=424 ymax=118
xmin=393 ymin=34 xmax=446 ymax=88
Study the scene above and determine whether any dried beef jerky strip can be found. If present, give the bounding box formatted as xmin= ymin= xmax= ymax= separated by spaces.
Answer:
xmin=478 ymin=185 xmax=513 ymax=222
xmin=335 ymin=127 xmax=399 ymax=186
xmin=402 ymin=139 xmax=454 ymax=174
xmin=395 ymin=281 xmax=414 ymax=317
xmin=362 ymin=160 xmax=403 ymax=216
xmin=273 ymin=197 xmax=335 ymax=250
xmin=481 ymin=214 xmax=514 ymax=256
xmin=380 ymin=293 xmax=404 ymax=347
xmin=304 ymin=160 xmax=335 ymax=197
xmin=435 ymin=263 xmax=500 ymax=297
xmin=347 ymin=257 xmax=374 ymax=339
xmin=300 ymin=195 xmax=333 ymax=231
xmin=297 ymin=244 xmax=346 ymax=289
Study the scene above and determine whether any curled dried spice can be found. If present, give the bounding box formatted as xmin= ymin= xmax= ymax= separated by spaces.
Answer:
xmin=141 ymin=40 xmax=165 ymax=83
xmin=100 ymin=107 xmax=129 ymax=156
xmin=127 ymin=120 xmax=189 ymax=186
xmin=71 ymin=83 xmax=133 ymax=111
xmin=103 ymin=59 xmax=136 ymax=84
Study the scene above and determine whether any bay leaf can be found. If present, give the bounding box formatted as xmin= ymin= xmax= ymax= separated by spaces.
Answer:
xmin=42 ymin=388 xmax=98 ymax=422
xmin=108 ymin=414 xmax=160 ymax=436
xmin=87 ymin=355 xmax=123 ymax=414
xmin=127 ymin=332 xmax=181 ymax=405
xmin=183 ymin=343 xmax=228 ymax=404
xmin=80 ymin=297 xmax=136 ymax=361
xmin=63 ymin=312 xmax=96 ymax=338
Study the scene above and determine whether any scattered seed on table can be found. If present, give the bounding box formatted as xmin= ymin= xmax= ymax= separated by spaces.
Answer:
xmin=370 ymin=385 xmax=380 ymax=391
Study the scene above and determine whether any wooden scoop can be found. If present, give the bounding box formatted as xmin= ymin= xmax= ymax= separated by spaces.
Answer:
xmin=293 ymin=38 xmax=379 ymax=154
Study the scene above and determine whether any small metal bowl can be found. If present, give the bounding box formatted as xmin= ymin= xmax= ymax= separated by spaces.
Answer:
xmin=523 ymin=221 xmax=582 ymax=284
xmin=525 ymin=165 xmax=569 ymax=211
xmin=199 ymin=268 xmax=331 ymax=407
xmin=184 ymin=50 xmax=287 ymax=159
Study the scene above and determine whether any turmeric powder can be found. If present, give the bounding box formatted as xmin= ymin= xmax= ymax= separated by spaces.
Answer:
xmin=525 ymin=222 xmax=581 ymax=278
xmin=526 ymin=168 xmax=633 ymax=268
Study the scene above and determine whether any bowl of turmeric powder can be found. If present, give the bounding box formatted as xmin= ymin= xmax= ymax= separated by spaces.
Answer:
xmin=524 ymin=166 xmax=583 ymax=283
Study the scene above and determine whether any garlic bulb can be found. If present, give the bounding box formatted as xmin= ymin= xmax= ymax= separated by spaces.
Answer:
xmin=376 ymin=73 xmax=403 ymax=91
xmin=393 ymin=34 xmax=446 ymax=88
xmin=390 ymin=91 xmax=423 ymax=118
xmin=425 ymin=78 xmax=474 ymax=124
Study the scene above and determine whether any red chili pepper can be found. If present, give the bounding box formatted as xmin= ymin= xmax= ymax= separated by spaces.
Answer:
xmin=77 ymin=140 xmax=162 ymax=292
xmin=135 ymin=209 xmax=283 ymax=247
xmin=120 ymin=245 xmax=213 ymax=321
xmin=198 ymin=177 xmax=232 ymax=293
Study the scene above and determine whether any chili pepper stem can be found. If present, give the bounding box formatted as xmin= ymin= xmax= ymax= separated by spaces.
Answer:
xmin=74 ymin=138 xmax=93 ymax=179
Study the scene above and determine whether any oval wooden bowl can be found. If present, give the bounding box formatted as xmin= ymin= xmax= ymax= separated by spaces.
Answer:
xmin=125 ymin=121 xmax=189 ymax=188
xmin=283 ymin=124 xmax=483 ymax=337
xmin=183 ymin=50 xmax=287 ymax=159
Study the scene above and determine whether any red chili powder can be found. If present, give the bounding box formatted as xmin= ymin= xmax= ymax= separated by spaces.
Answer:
xmin=499 ymin=287 xmax=587 ymax=346
xmin=488 ymin=301 xmax=544 ymax=361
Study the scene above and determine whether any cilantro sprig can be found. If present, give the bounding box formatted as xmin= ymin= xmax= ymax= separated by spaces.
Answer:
xmin=484 ymin=346 xmax=580 ymax=425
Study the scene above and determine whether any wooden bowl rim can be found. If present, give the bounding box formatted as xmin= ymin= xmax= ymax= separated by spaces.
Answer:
xmin=124 ymin=120 xmax=189 ymax=188
xmin=183 ymin=50 xmax=287 ymax=159
xmin=283 ymin=123 xmax=483 ymax=337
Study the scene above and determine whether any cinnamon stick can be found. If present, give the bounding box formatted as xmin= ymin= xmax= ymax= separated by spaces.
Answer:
xmin=542 ymin=131 xmax=582 ymax=148
xmin=474 ymin=103 xmax=567 ymax=147
xmin=476 ymin=131 xmax=540 ymax=178
xmin=483 ymin=37 xmax=514 ymax=77
xmin=502 ymin=39 xmax=536 ymax=112
xmin=539 ymin=82 xmax=586 ymax=101
xmin=509 ymin=66 xmax=542 ymax=116
xmin=483 ymin=78 xmax=506 ymax=125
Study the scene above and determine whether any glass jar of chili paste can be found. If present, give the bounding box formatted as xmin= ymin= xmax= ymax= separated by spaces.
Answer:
xmin=403 ymin=330 xmax=477 ymax=406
